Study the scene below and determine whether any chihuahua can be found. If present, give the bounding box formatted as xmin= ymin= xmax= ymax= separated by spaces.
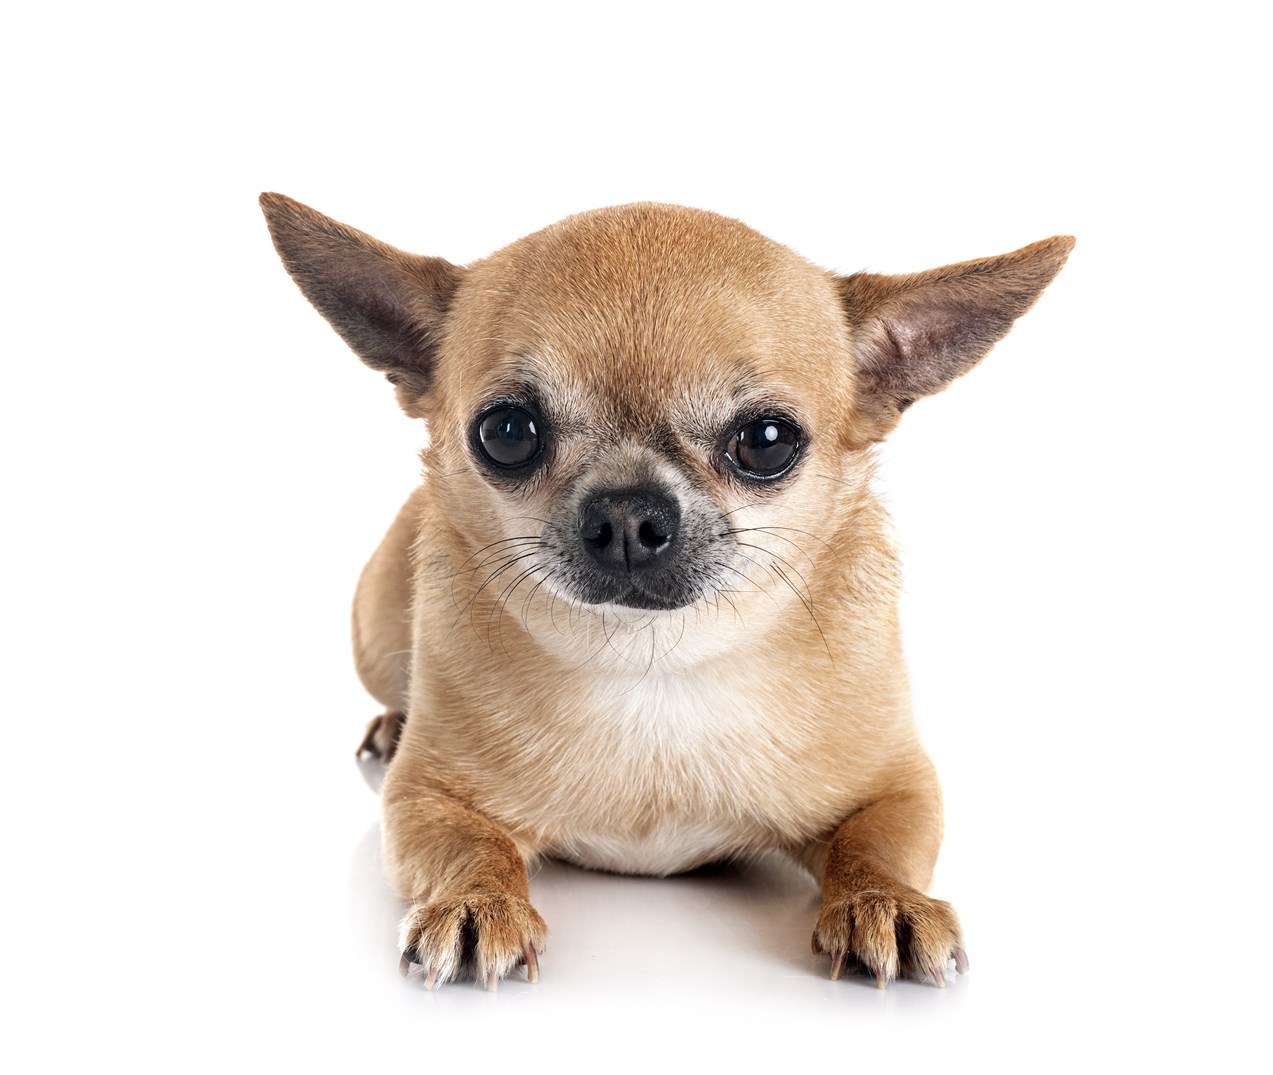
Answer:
xmin=261 ymin=193 xmax=1071 ymax=991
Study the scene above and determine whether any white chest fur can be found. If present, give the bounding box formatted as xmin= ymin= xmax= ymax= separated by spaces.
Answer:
xmin=506 ymin=667 xmax=838 ymax=876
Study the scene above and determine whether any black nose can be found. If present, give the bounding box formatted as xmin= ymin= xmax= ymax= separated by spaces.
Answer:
xmin=578 ymin=488 xmax=680 ymax=576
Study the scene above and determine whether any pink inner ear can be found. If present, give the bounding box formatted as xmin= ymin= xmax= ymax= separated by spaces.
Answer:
xmin=261 ymin=192 xmax=464 ymax=389
xmin=838 ymin=235 xmax=1074 ymax=425
xmin=321 ymin=258 xmax=433 ymax=369
xmin=874 ymin=295 xmax=999 ymax=397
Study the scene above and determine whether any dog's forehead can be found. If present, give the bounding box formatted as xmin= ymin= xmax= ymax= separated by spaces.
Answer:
xmin=449 ymin=204 xmax=852 ymax=422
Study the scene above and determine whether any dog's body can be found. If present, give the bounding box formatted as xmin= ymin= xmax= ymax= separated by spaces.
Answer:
xmin=261 ymin=194 xmax=1071 ymax=990
xmin=357 ymin=482 xmax=912 ymax=880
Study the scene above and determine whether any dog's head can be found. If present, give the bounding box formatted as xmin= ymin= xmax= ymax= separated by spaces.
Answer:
xmin=262 ymin=194 xmax=1071 ymax=662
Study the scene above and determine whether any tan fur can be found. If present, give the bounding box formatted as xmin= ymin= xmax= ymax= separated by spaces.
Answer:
xmin=260 ymin=193 xmax=1073 ymax=989
xmin=353 ymin=486 xmax=421 ymax=712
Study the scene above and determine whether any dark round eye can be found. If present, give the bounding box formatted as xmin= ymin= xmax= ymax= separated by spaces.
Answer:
xmin=728 ymin=417 xmax=800 ymax=479
xmin=475 ymin=406 xmax=543 ymax=469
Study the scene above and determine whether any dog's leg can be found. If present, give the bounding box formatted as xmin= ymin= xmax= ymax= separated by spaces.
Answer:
xmin=805 ymin=767 xmax=966 ymax=988
xmin=352 ymin=488 xmax=423 ymax=761
xmin=383 ymin=764 xmax=546 ymax=990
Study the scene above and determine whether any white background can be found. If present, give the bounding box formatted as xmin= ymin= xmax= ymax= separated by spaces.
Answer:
xmin=3 ymin=4 xmax=1270 ymax=1073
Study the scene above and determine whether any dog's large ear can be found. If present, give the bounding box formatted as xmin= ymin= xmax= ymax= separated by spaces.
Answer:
xmin=837 ymin=236 xmax=1074 ymax=440
xmin=259 ymin=193 xmax=464 ymax=402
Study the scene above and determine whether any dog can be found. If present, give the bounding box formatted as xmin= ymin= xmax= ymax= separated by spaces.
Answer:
xmin=260 ymin=193 xmax=1072 ymax=991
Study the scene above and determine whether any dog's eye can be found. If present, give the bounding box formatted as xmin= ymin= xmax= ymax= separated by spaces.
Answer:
xmin=475 ymin=406 xmax=543 ymax=469
xmin=727 ymin=418 xmax=800 ymax=480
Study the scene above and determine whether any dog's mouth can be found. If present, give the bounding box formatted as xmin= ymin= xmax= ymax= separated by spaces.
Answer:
xmin=574 ymin=577 xmax=701 ymax=612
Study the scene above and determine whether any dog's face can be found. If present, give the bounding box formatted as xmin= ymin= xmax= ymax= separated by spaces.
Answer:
xmin=429 ymin=205 xmax=863 ymax=626
xmin=261 ymin=195 xmax=1071 ymax=660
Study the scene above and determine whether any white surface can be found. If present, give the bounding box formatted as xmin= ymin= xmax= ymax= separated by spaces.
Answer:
xmin=3 ymin=4 xmax=1271 ymax=1074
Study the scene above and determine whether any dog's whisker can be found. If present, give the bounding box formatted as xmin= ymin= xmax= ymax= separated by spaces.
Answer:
xmin=769 ymin=560 xmax=834 ymax=665
xmin=726 ymin=525 xmax=831 ymax=562
xmin=444 ymin=538 xmax=545 ymax=610
xmin=620 ymin=626 xmax=660 ymax=694
xmin=455 ymin=536 xmax=544 ymax=574
xmin=734 ymin=542 xmax=817 ymax=604
xmin=468 ymin=553 xmax=540 ymax=619
xmin=447 ymin=550 xmax=522 ymax=617
xmin=599 ymin=611 xmax=639 ymax=667
xmin=729 ymin=527 xmax=818 ymax=573
xmin=450 ymin=550 xmax=545 ymax=636
xmin=664 ymin=610 xmax=688 ymax=664
xmin=520 ymin=572 xmax=553 ymax=632
xmin=724 ymin=557 xmax=782 ymax=607
xmin=710 ymin=587 xmax=745 ymax=626
xmin=488 ymin=563 xmax=544 ymax=654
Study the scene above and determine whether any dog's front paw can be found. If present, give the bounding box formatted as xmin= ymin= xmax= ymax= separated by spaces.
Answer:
xmin=812 ymin=884 xmax=966 ymax=989
xmin=398 ymin=892 xmax=546 ymax=991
